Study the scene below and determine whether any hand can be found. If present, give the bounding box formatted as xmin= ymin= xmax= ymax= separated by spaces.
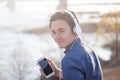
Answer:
xmin=47 ymin=58 xmax=63 ymax=79
xmin=37 ymin=58 xmax=63 ymax=79
xmin=47 ymin=58 xmax=59 ymax=72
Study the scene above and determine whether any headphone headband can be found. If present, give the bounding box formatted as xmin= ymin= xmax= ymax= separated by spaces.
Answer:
xmin=66 ymin=10 xmax=82 ymax=35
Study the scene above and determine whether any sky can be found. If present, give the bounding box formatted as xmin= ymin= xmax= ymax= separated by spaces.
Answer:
xmin=0 ymin=0 xmax=58 ymax=30
xmin=0 ymin=0 xmax=119 ymax=29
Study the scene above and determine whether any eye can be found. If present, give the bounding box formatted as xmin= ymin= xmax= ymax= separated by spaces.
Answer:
xmin=59 ymin=29 xmax=64 ymax=33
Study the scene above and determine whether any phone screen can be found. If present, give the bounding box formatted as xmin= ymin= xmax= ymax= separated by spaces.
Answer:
xmin=38 ymin=58 xmax=53 ymax=76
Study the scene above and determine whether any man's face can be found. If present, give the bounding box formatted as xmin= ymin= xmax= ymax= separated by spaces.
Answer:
xmin=50 ymin=20 xmax=76 ymax=49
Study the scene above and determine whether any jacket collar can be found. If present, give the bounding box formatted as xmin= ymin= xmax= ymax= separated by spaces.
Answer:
xmin=64 ymin=37 xmax=81 ymax=53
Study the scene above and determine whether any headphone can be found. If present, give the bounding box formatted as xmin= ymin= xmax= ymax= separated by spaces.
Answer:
xmin=66 ymin=10 xmax=82 ymax=35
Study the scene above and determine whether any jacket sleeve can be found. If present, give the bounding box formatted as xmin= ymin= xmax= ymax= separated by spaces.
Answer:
xmin=62 ymin=57 xmax=86 ymax=80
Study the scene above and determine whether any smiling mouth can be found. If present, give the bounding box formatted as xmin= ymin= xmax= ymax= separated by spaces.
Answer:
xmin=57 ymin=41 xmax=63 ymax=44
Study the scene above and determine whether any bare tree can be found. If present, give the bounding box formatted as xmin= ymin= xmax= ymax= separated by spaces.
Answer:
xmin=9 ymin=41 xmax=33 ymax=80
xmin=0 ymin=57 xmax=4 ymax=80
xmin=97 ymin=11 xmax=120 ymax=58
xmin=0 ymin=70 xmax=3 ymax=80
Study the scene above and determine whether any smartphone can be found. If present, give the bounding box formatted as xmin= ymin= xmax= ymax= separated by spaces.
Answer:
xmin=37 ymin=57 xmax=55 ymax=78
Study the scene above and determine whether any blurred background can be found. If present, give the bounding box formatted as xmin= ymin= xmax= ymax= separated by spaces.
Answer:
xmin=0 ymin=0 xmax=120 ymax=80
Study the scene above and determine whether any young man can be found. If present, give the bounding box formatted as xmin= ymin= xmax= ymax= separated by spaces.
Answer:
xmin=40 ymin=10 xmax=103 ymax=80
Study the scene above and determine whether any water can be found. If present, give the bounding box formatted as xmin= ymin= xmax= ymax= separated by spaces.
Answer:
xmin=0 ymin=30 xmax=63 ymax=80
xmin=0 ymin=30 xmax=112 ymax=68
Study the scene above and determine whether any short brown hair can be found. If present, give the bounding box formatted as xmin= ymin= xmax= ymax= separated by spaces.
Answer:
xmin=49 ymin=10 xmax=75 ymax=30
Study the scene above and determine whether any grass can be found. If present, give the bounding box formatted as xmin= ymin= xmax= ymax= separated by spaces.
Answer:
xmin=103 ymin=66 xmax=120 ymax=80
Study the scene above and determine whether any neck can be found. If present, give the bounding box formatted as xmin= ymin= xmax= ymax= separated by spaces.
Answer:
xmin=73 ymin=35 xmax=78 ymax=41
xmin=65 ymin=35 xmax=78 ymax=50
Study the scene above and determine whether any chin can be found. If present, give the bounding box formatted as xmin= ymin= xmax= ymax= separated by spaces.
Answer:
xmin=59 ymin=46 xmax=64 ymax=48
xmin=59 ymin=45 xmax=65 ymax=48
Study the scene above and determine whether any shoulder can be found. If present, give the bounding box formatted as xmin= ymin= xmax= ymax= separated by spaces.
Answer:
xmin=65 ymin=42 xmax=90 ymax=60
xmin=62 ymin=42 xmax=94 ymax=67
xmin=62 ymin=44 xmax=87 ymax=68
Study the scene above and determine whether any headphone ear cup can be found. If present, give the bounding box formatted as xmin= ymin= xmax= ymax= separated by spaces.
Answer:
xmin=73 ymin=27 xmax=76 ymax=34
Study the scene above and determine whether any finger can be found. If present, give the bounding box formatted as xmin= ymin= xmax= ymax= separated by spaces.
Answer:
xmin=47 ymin=58 xmax=56 ymax=66
xmin=47 ymin=59 xmax=59 ymax=73
xmin=39 ymin=68 xmax=45 ymax=76
xmin=45 ymin=58 xmax=54 ymax=67
xmin=39 ymin=68 xmax=42 ymax=73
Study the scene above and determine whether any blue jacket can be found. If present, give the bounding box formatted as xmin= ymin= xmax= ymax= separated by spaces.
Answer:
xmin=62 ymin=38 xmax=103 ymax=80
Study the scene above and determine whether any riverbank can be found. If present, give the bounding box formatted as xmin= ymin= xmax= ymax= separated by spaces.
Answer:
xmin=103 ymin=66 xmax=120 ymax=80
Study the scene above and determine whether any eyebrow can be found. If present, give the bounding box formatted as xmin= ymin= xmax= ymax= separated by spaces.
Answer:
xmin=58 ymin=28 xmax=64 ymax=31
xmin=52 ymin=27 xmax=64 ymax=32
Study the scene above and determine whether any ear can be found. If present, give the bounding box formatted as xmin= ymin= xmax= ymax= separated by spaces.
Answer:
xmin=73 ymin=26 xmax=76 ymax=34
